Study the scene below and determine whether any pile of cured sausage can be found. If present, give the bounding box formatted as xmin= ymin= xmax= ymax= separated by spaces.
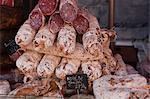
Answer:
xmin=3 ymin=0 xmax=150 ymax=98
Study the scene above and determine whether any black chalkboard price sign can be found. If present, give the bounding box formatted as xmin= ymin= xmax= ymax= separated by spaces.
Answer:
xmin=4 ymin=39 xmax=23 ymax=61
xmin=4 ymin=40 xmax=20 ymax=55
xmin=66 ymin=74 xmax=88 ymax=90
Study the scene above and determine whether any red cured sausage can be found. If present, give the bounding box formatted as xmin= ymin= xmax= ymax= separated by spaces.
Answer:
xmin=48 ymin=12 xmax=64 ymax=34
xmin=59 ymin=0 xmax=78 ymax=23
xmin=73 ymin=8 xmax=89 ymax=34
xmin=88 ymin=14 xmax=101 ymax=31
xmin=38 ymin=0 xmax=58 ymax=16
xmin=29 ymin=5 xmax=45 ymax=30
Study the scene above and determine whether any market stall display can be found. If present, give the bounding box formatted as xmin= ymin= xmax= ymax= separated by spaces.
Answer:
xmin=5 ymin=0 xmax=150 ymax=98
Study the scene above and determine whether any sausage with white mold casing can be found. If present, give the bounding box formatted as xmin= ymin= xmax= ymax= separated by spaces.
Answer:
xmin=42 ymin=79 xmax=64 ymax=98
xmin=81 ymin=60 xmax=102 ymax=81
xmin=37 ymin=54 xmax=61 ymax=78
xmin=83 ymin=30 xmax=103 ymax=57
xmin=99 ymin=58 xmax=111 ymax=75
xmin=59 ymin=0 xmax=78 ymax=23
xmin=8 ymin=78 xmax=52 ymax=96
xmin=29 ymin=5 xmax=45 ymax=30
xmin=38 ymin=0 xmax=59 ymax=16
xmin=94 ymin=87 xmax=149 ymax=99
xmin=48 ymin=11 xmax=64 ymax=34
xmin=8 ymin=83 xmax=38 ymax=97
xmin=33 ymin=25 xmax=56 ymax=51
xmin=114 ymin=54 xmax=128 ymax=76
xmin=0 ymin=80 xmax=10 ymax=95
xmin=57 ymin=24 xmax=76 ymax=54
xmin=126 ymin=64 xmax=138 ymax=74
xmin=73 ymin=8 xmax=89 ymax=34
xmin=100 ymin=52 xmax=117 ymax=74
xmin=93 ymin=74 xmax=149 ymax=99
xmin=55 ymin=58 xmax=81 ymax=80
xmin=15 ymin=20 xmax=36 ymax=48
xmin=82 ymin=14 xmax=103 ymax=56
xmin=16 ymin=51 xmax=43 ymax=79
xmin=98 ymin=29 xmax=116 ymax=48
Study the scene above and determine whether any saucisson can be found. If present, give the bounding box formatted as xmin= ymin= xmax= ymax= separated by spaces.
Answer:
xmin=38 ymin=0 xmax=58 ymax=16
xmin=0 ymin=80 xmax=10 ymax=95
xmin=73 ymin=8 xmax=89 ymax=34
xmin=15 ymin=20 xmax=36 ymax=47
xmin=59 ymin=0 xmax=78 ymax=23
xmin=83 ymin=30 xmax=103 ymax=56
xmin=48 ymin=12 xmax=64 ymax=34
xmin=55 ymin=58 xmax=80 ymax=80
xmin=29 ymin=5 xmax=45 ymax=30
xmin=16 ymin=51 xmax=43 ymax=78
xmin=33 ymin=25 xmax=56 ymax=51
xmin=37 ymin=55 xmax=61 ymax=78
xmin=81 ymin=60 xmax=102 ymax=81
xmin=57 ymin=24 xmax=76 ymax=54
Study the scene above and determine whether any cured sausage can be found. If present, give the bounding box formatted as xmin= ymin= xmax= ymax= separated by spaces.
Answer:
xmin=81 ymin=60 xmax=102 ymax=81
xmin=126 ymin=64 xmax=138 ymax=75
xmin=29 ymin=5 xmax=45 ymax=30
xmin=15 ymin=20 xmax=36 ymax=47
xmin=114 ymin=54 xmax=128 ymax=76
xmin=37 ymin=55 xmax=61 ymax=78
xmin=0 ymin=80 xmax=10 ymax=95
xmin=48 ymin=12 xmax=64 ymax=34
xmin=83 ymin=30 xmax=103 ymax=56
xmin=33 ymin=25 xmax=56 ymax=51
xmin=73 ymin=8 xmax=89 ymax=34
xmin=100 ymin=51 xmax=117 ymax=74
xmin=93 ymin=74 xmax=149 ymax=99
xmin=16 ymin=51 xmax=43 ymax=78
xmin=82 ymin=14 xmax=103 ymax=56
xmin=88 ymin=14 xmax=100 ymax=31
xmin=38 ymin=0 xmax=58 ymax=16
xmin=55 ymin=58 xmax=81 ymax=80
xmin=99 ymin=29 xmax=116 ymax=48
xmin=57 ymin=24 xmax=76 ymax=54
xmin=8 ymin=79 xmax=52 ymax=96
xmin=59 ymin=0 xmax=78 ymax=23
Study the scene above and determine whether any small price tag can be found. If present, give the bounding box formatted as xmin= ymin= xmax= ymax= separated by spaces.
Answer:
xmin=4 ymin=40 xmax=20 ymax=55
xmin=66 ymin=74 xmax=88 ymax=90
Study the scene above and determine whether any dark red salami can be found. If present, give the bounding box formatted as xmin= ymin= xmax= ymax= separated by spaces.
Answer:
xmin=38 ymin=0 xmax=58 ymax=16
xmin=88 ymin=14 xmax=101 ymax=31
xmin=29 ymin=5 xmax=45 ymax=30
xmin=48 ymin=12 xmax=64 ymax=34
xmin=73 ymin=8 xmax=89 ymax=34
xmin=59 ymin=0 xmax=78 ymax=23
